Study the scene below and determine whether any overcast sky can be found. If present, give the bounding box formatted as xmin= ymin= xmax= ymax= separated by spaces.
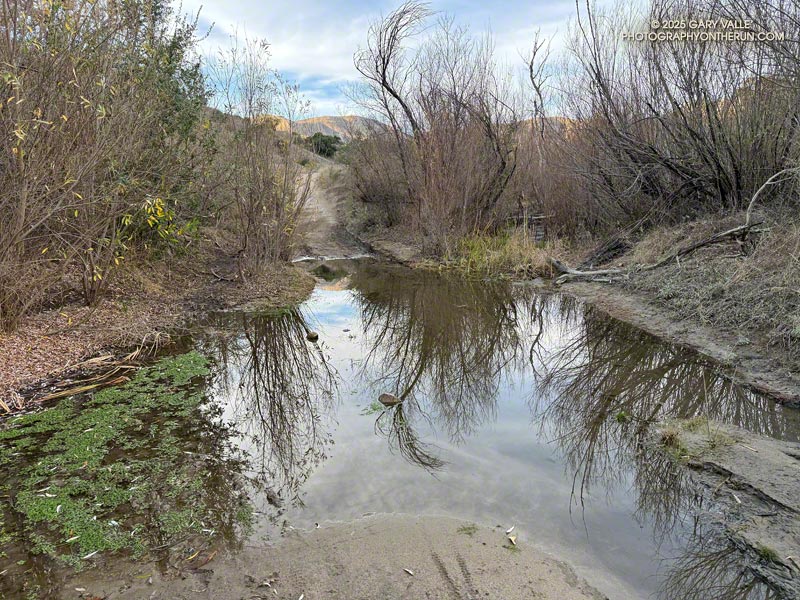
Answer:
xmin=178 ymin=0 xmax=593 ymax=117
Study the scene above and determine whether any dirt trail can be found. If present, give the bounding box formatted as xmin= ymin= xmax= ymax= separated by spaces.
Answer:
xmin=294 ymin=164 xmax=368 ymax=261
xmin=65 ymin=515 xmax=608 ymax=600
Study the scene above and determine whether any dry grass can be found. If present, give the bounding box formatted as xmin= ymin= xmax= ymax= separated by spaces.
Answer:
xmin=0 ymin=233 xmax=314 ymax=409
xmin=624 ymin=213 xmax=748 ymax=266
xmin=445 ymin=229 xmax=579 ymax=277
xmin=620 ymin=211 xmax=800 ymax=363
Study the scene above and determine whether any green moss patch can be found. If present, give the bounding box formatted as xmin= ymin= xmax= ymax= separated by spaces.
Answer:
xmin=0 ymin=351 xmax=253 ymax=578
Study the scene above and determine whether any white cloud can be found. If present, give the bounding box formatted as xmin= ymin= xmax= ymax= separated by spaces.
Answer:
xmin=177 ymin=0 xmax=610 ymax=116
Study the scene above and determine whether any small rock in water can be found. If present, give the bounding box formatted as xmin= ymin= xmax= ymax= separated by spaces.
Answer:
xmin=306 ymin=331 xmax=319 ymax=342
xmin=378 ymin=393 xmax=401 ymax=407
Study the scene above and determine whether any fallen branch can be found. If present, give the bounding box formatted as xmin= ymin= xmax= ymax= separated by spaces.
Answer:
xmin=550 ymin=220 xmax=762 ymax=284
xmin=550 ymin=168 xmax=798 ymax=285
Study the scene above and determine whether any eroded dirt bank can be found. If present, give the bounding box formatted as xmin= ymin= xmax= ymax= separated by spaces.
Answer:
xmin=64 ymin=515 xmax=607 ymax=600
xmin=651 ymin=419 xmax=800 ymax=598
xmin=0 ymin=237 xmax=314 ymax=412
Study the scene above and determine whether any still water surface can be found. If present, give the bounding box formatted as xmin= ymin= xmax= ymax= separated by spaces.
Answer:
xmin=199 ymin=260 xmax=800 ymax=599
xmin=4 ymin=259 xmax=799 ymax=598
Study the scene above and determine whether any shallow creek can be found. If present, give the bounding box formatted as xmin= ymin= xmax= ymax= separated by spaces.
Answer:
xmin=2 ymin=259 xmax=799 ymax=599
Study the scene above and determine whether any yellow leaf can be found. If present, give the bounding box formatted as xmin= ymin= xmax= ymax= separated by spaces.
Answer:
xmin=41 ymin=247 xmax=49 ymax=254
xmin=74 ymin=209 xmax=79 ymax=217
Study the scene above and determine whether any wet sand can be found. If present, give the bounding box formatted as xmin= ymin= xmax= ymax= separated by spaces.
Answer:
xmin=65 ymin=515 xmax=607 ymax=600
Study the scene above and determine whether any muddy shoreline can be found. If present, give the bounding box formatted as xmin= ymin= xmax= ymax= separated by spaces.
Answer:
xmin=649 ymin=419 xmax=800 ymax=598
xmin=4 ymin=255 xmax=798 ymax=599
xmin=357 ymin=234 xmax=800 ymax=407
xmin=0 ymin=258 xmax=315 ymax=413
xmin=63 ymin=515 xmax=608 ymax=600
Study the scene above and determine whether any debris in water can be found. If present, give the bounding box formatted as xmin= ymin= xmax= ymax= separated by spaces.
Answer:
xmin=186 ymin=549 xmax=201 ymax=562
xmin=507 ymin=534 xmax=517 ymax=546
xmin=306 ymin=331 xmax=319 ymax=342
xmin=82 ymin=550 xmax=99 ymax=560
xmin=505 ymin=526 xmax=515 ymax=534
xmin=378 ymin=392 xmax=401 ymax=407
xmin=404 ymin=568 xmax=414 ymax=576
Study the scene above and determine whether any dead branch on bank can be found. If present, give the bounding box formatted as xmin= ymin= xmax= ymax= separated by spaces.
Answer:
xmin=550 ymin=168 xmax=799 ymax=285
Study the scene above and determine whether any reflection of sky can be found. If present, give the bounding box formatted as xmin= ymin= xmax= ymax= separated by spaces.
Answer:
xmin=301 ymin=289 xmax=359 ymax=331
xmin=215 ymin=285 xmax=667 ymax=600
xmin=204 ymin=274 xmax=799 ymax=600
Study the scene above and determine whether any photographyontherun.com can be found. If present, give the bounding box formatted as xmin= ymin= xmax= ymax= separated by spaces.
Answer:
xmin=623 ymin=18 xmax=786 ymax=41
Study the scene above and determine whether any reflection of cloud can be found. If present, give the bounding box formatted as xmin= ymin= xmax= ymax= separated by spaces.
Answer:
xmin=304 ymin=290 xmax=360 ymax=330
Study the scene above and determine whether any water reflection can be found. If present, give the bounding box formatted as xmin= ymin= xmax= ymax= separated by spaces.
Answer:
xmin=3 ymin=261 xmax=797 ymax=599
xmin=535 ymin=306 xmax=797 ymax=511
xmin=0 ymin=354 xmax=253 ymax=597
xmin=660 ymin=528 xmax=782 ymax=600
xmin=341 ymin=263 xmax=799 ymax=599
xmin=349 ymin=264 xmax=536 ymax=470
xmin=200 ymin=309 xmax=336 ymax=510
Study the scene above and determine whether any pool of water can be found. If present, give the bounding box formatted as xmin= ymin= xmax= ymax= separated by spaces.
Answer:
xmin=3 ymin=259 xmax=799 ymax=598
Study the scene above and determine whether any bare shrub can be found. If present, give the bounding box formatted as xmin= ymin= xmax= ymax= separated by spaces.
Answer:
xmin=0 ymin=0 xmax=207 ymax=326
xmin=207 ymin=37 xmax=312 ymax=277
xmin=352 ymin=2 xmax=525 ymax=255
xmin=552 ymin=0 xmax=800 ymax=234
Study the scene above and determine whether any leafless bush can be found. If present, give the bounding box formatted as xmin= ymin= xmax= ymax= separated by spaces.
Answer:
xmin=352 ymin=2 xmax=525 ymax=255
xmin=544 ymin=0 xmax=800 ymax=234
xmin=207 ymin=37 xmax=312 ymax=277
xmin=0 ymin=0 xmax=207 ymax=326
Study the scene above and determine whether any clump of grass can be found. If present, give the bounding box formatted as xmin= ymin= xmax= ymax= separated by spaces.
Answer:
xmin=446 ymin=230 xmax=570 ymax=278
xmin=682 ymin=415 xmax=709 ymax=432
xmin=659 ymin=425 xmax=690 ymax=460
xmin=707 ymin=430 xmax=735 ymax=449
xmin=457 ymin=523 xmax=479 ymax=537
xmin=755 ymin=543 xmax=780 ymax=563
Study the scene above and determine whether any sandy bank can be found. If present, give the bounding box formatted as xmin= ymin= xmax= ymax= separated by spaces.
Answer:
xmin=65 ymin=515 xmax=607 ymax=600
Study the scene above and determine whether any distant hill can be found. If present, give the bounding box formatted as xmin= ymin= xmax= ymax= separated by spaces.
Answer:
xmin=273 ymin=115 xmax=383 ymax=141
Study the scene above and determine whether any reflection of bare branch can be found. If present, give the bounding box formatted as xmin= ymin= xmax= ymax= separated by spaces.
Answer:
xmin=351 ymin=264 xmax=524 ymax=444
xmin=535 ymin=304 xmax=797 ymax=599
xmin=660 ymin=525 xmax=779 ymax=600
xmin=203 ymin=309 xmax=337 ymax=505
xmin=375 ymin=403 xmax=446 ymax=472
xmin=537 ymin=305 xmax=799 ymax=506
